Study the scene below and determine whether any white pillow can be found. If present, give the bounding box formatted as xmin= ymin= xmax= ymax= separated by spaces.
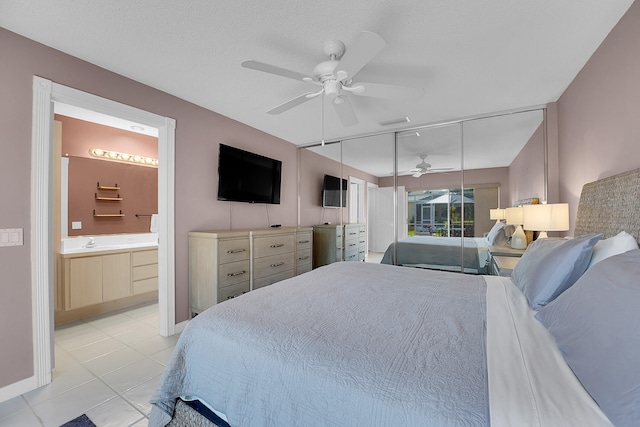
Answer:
xmin=587 ymin=231 xmax=639 ymax=269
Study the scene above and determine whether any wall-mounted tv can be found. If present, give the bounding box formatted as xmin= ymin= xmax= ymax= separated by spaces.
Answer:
xmin=217 ymin=144 xmax=282 ymax=204
xmin=322 ymin=174 xmax=347 ymax=208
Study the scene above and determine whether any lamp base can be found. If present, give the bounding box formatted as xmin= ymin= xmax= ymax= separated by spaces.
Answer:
xmin=511 ymin=225 xmax=527 ymax=249
xmin=537 ymin=231 xmax=548 ymax=239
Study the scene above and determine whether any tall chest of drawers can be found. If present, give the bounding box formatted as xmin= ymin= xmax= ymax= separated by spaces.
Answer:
xmin=313 ymin=223 xmax=365 ymax=267
xmin=189 ymin=227 xmax=312 ymax=316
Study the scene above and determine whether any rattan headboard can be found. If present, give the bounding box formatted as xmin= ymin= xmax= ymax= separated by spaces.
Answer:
xmin=574 ymin=168 xmax=640 ymax=241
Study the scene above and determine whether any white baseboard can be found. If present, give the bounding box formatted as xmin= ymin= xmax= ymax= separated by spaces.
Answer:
xmin=0 ymin=375 xmax=38 ymax=404
xmin=174 ymin=319 xmax=189 ymax=334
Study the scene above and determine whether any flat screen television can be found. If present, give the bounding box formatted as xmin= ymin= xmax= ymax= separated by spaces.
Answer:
xmin=217 ymin=144 xmax=282 ymax=204
xmin=322 ymin=174 xmax=347 ymax=208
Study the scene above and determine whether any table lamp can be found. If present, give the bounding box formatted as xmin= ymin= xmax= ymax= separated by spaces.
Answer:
xmin=489 ymin=208 xmax=506 ymax=222
xmin=505 ymin=207 xmax=527 ymax=249
xmin=523 ymin=203 xmax=570 ymax=238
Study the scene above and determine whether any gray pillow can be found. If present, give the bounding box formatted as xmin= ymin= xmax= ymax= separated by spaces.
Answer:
xmin=535 ymin=250 xmax=640 ymax=427
xmin=511 ymin=233 xmax=601 ymax=309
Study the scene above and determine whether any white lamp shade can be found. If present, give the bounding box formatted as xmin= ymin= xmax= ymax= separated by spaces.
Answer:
xmin=505 ymin=207 xmax=523 ymax=225
xmin=523 ymin=203 xmax=570 ymax=232
xmin=490 ymin=208 xmax=506 ymax=220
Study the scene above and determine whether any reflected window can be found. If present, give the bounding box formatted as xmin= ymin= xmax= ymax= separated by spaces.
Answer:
xmin=408 ymin=188 xmax=475 ymax=237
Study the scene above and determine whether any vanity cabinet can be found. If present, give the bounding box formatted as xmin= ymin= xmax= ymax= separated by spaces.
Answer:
xmin=189 ymin=227 xmax=312 ymax=316
xmin=57 ymin=247 xmax=157 ymax=324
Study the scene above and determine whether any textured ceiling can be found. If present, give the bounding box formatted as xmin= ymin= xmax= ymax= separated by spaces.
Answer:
xmin=0 ymin=1 xmax=633 ymax=150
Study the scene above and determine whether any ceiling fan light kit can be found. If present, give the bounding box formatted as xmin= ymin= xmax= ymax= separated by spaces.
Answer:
xmin=242 ymin=31 xmax=424 ymax=127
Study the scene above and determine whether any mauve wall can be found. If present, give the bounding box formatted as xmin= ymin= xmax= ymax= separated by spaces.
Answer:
xmin=508 ymin=124 xmax=545 ymax=204
xmin=58 ymin=115 xmax=159 ymax=236
xmin=0 ymin=27 xmax=299 ymax=389
xmin=67 ymin=157 xmax=158 ymax=236
xmin=557 ymin=1 xmax=640 ymax=235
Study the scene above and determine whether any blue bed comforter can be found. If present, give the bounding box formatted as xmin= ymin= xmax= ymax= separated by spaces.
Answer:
xmin=150 ymin=262 xmax=488 ymax=426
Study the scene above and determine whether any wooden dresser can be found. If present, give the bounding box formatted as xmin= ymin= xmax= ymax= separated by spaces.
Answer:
xmin=312 ymin=223 xmax=365 ymax=267
xmin=189 ymin=226 xmax=312 ymax=316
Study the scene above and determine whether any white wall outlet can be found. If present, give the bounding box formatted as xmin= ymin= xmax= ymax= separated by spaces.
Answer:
xmin=0 ymin=228 xmax=24 ymax=247
xmin=71 ymin=221 xmax=82 ymax=230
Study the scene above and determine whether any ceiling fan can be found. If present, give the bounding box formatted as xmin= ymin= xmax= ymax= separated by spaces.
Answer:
xmin=408 ymin=155 xmax=453 ymax=177
xmin=241 ymin=31 xmax=424 ymax=127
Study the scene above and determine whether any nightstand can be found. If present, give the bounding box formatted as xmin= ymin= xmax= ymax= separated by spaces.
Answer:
xmin=491 ymin=256 xmax=520 ymax=277
xmin=489 ymin=245 xmax=525 ymax=276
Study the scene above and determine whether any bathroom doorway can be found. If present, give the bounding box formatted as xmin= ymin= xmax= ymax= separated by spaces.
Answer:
xmin=30 ymin=77 xmax=176 ymax=391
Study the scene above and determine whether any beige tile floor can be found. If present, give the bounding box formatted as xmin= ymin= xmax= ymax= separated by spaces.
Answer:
xmin=0 ymin=303 xmax=178 ymax=427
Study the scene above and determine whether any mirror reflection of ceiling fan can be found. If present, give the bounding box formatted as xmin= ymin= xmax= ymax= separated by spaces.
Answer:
xmin=241 ymin=31 xmax=424 ymax=127
xmin=406 ymin=155 xmax=453 ymax=177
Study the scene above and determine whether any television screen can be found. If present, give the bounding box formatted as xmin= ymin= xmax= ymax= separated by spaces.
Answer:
xmin=322 ymin=174 xmax=347 ymax=208
xmin=217 ymin=144 xmax=282 ymax=204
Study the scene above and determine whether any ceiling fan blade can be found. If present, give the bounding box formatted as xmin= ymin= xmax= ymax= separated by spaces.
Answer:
xmin=412 ymin=172 xmax=423 ymax=178
xmin=241 ymin=60 xmax=310 ymax=82
xmin=351 ymin=82 xmax=425 ymax=100
xmin=428 ymin=168 xmax=454 ymax=171
xmin=335 ymin=31 xmax=386 ymax=80
xmin=267 ymin=93 xmax=315 ymax=115
xmin=332 ymin=96 xmax=358 ymax=127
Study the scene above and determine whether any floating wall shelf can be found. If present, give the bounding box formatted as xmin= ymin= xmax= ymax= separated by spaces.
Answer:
xmin=97 ymin=182 xmax=120 ymax=190
xmin=93 ymin=209 xmax=125 ymax=218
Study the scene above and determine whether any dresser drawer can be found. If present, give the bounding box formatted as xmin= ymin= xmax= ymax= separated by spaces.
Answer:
xmin=253 ymin=270 xmax=294 ymax=290
xmin=219 ymin=238 xmax=250 ymax=264
xmin=253 ymin=234 xmax=295 ymax=258
xmin=296 ymin=248 xmax=312 ymax=265
xmin=218 ymin=281 xmax=250 ymax=303
xmin=296 ymin=232 xmax=312 ymax=251
xmin=253 ymin=253 xmax=295 ymax=279
xmin=218 ymin=259 xmax=250 ymax=288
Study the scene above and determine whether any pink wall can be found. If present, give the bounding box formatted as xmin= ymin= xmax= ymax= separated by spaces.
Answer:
xmin=67 ymin=157 xmax=158 ymax=236
xmin=556 ymin=1 xmax=640 ymax=235
xmin=0 ymin=28 xmax=299 ymax=388
xmin=508 ymin=124 xmax=545 ymax=204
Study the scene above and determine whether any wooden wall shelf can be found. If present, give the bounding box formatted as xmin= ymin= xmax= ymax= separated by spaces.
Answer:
xmin=93 ymin=209 xmax=124 ymax=217
xmin=95 ymin=193 xmax=122 ymax=201
xmin=97 ymin=182 xmax=120 ymax=190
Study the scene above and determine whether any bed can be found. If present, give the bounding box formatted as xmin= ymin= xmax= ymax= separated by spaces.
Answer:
xmin=150 ymin=169 xmax=640 ymax=427
xmin=379 ymin=235 xmax=493 ymax=274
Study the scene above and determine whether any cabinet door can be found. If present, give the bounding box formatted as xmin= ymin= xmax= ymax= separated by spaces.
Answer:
xmin=68 ymin=257 xmax=103 ymax=309
xmin=103 ymin=253 xmax=132 ymax=301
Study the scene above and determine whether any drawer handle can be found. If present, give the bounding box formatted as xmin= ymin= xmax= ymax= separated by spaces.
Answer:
xmin=227 ymin=291 xmax=247 ymax=300
xmin=227 ymin=270 xmax=247 ymax=277
xmin=227 ymin=249 xmax=246 ymax=254
xmin=298 ymin=240 xmax=310 ymax=244
xmin=270 ymin=243 xmax=285 ymax=248
xmin=349 ymin=232 xmax=357 ymax=235
xmin=298 ymin=255 xmax=310 ymax=260
xmin=270 ymin=262 xmax=285 ymax=268
xmin=348 ymin=243 xmax=356 ymax=247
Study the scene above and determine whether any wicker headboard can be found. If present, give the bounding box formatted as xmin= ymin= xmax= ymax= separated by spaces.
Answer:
xmin=574 ymin=168 xmax=640 ymax=241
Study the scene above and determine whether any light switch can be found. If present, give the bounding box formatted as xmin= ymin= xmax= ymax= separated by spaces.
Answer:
xmin=0 ymin=228 xmax=23 ymax=247
xmin=72 ymin=221 xmax=82 ymax=230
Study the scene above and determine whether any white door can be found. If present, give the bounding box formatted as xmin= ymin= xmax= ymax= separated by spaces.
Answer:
xmin=369 ymin=186 xmax=407 ymax=253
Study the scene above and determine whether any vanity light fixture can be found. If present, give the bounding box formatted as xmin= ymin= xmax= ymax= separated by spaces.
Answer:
xmin=89 ymin=148 xmax=158 ymax=167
